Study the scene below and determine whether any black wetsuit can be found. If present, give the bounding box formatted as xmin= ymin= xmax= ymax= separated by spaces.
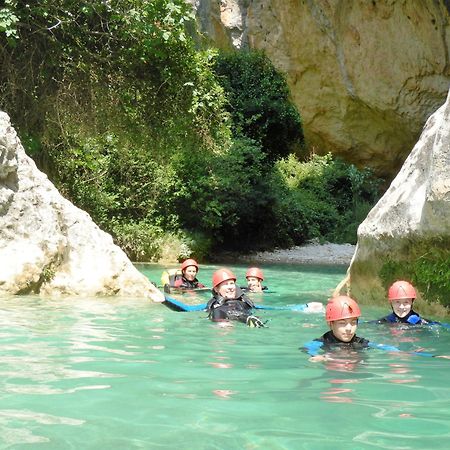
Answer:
xmin=174 ymin=276 xmax=205 ymax=289
xmin=315 ymin=331 xmax=369 ymax=351
xmin=374 ymin=310 xmax=434 ymax=325
xmin=206 ymin=287 xmax=255 ymax=324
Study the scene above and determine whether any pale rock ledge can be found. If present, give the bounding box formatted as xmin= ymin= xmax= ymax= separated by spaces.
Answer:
xmin=339 ymin=88 xmax=450 ymax=304
xmin=0 ymin=111 xmax=163 ymax=301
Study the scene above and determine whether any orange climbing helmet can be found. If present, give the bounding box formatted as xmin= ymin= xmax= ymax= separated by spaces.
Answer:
xmin=326 ymin=296 xmax=361 ymax=322
xmin=246 ymin=267 xmax=264 ymax=281
xmin=181 ymin=258 xmax=198 ymax=272
xmin=388 ymin=280 xmax=416 ymax=301
xmin=212 ymin=268 xmax=236 ymax=289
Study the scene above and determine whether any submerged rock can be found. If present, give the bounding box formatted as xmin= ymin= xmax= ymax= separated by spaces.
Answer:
xmin=0 ymin=112 xmax=163 ymax=300
xmin=342 ymin=89 xmax=450 ymax=305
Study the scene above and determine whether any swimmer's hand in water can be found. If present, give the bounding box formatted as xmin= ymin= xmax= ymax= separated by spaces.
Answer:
xmin=305 ymin=302 xmax=325 ymax=313
xmin=309 ymin=355 xmax=328 ymax=362
xmin=246 ymin=315 xmax=266 ymax=328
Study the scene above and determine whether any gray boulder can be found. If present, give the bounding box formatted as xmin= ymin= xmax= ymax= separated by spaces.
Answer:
xmin=0 ymin=111 xmax=163 ymax=300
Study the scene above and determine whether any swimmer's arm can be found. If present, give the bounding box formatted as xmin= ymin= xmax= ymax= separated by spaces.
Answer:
xmin=303 ymin=340 xmax=325 ymax=360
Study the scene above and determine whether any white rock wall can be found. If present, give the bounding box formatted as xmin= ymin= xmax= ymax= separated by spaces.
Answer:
xmin=0 ymin=112 xmax=164 ymax=300
xmin=344 ymin=89 xmax=450 ymax=302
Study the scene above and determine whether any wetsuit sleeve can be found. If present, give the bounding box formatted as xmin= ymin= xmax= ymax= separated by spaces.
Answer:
xmin=303 ymin=340 xmax=324 ymax=357
xmin=206 ymin=297 xmax=216 ymax=312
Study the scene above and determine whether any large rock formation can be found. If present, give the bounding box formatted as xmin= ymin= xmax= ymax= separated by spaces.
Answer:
xmin=0 ymin=111 xmax=163 ymax=300
xmin=191 ymin=0 xmax=450 ymax=177
xmin=342 ymin=89 xmax=450 ymax=305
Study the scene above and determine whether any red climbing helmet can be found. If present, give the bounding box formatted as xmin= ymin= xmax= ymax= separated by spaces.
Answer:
xmin=181 ymin=258 xmax=198 ymax=272
xmin=326 ymin=296 xmax=361 ymax=322
xmin=212 ymin=268 xmax=236 ymax=289
xmin=388 ymin=280 xmax=416 ymax=301
xmin=246 ymin=267 xmax=264 ymax=281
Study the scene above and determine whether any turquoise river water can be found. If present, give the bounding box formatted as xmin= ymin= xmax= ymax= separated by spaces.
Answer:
xmin=0 ymin=263 xmax=449 ymax=449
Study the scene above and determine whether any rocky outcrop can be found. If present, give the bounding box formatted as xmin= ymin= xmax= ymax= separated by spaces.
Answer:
xmin=342 ymin=89 xmax=450 ymax=304
xmin=0 ymin=111 xmax=163 ymax=300
xmin=191 ymin=0 xmax=450 ymax=177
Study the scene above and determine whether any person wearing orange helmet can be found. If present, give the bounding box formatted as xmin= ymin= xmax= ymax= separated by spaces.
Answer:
xmin=374 ymin=280 xmax=435 ymax=325
xmin=304 ymin=295 xmax=450 ymax=363
xmin=304 ymin=296 xmax=370 ymax=362
xmin=244 ymin=267 xmax=266 ymax=293
xmin=173 ymin=258 xmax=205 ymax=290
xmin=206 ymin=268 xmax=265 ymax=327
xmin=304 ymin=296 xmax=404 ymax=363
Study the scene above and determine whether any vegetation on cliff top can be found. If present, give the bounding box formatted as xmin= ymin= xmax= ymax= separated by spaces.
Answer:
xmin=0 ymin=0 xmax=382 ymax=262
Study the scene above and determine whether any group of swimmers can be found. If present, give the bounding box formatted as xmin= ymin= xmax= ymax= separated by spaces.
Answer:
xmin=166 ymin=258 xmax=266 ymax=293
xmin=157 ymin=259 xmax=450 ymax=361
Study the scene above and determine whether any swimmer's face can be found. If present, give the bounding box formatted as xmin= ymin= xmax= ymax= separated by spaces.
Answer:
xmin=216 ymin=279 xmax=236 ymax=299
xmin=329 ymin=317 xmax=358 ymax=343
xmin=391 ymin=298 xmax=413 ymax=318
xmin=183 ymin=266 xmax=198 ymax=281
xmin=246 ymin=276 xmax=262 ymax=292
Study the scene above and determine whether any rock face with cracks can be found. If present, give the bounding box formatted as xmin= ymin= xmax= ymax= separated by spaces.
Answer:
xmin=0 ymin=111 xmax=163 ymax=300
xmin=190 ymin=0 xmax=450 ymax=178
xmin=341 ymin=89 xmax=450 ymax=304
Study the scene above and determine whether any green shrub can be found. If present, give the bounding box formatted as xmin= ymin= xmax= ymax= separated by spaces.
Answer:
xmin=1 ymin=1 xmax=383 ymax=260
xmin=214 ymin=50 xmax=304 ymax=161
xmin=110 ymin=220 xmax=165 ymax=262
xmin=380 ymin=242 xmax=450 ymax=306
xmin=274 ymin=153 xmax=383 ymax=245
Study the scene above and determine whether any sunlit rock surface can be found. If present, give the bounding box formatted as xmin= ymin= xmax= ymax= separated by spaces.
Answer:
xmin=0 ymin=112 xmax=163 ymax=300
xmin=191 ymin=0 xmax=450 ymax=177
xmin=344 ymin=89 xmax=450 ymax=303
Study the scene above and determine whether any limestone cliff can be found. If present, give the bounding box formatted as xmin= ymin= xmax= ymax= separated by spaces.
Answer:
xmin=0 ymin=112 xmax=163 ymax=300
xmin=191 ymin=0 xmax=450 ymax=177
xmin=343 ymin=89 xmax=450 ymax=305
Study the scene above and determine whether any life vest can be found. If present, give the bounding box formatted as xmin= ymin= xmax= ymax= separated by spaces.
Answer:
xmin=161 ymin=269 xmax=205 ymax=293
xmin=161 ymin=268 xmax=183 ymax=292
xmin=206 ymin=287 xmax=255 ymax=323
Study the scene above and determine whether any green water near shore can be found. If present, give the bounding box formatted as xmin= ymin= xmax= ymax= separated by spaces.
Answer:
xmin=0 ymin=263 xmax=449 ymax=449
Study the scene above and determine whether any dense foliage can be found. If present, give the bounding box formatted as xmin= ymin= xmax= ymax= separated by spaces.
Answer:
xmin=214 ymin=51 xmax=305 ymax=161
xmin=380 ymin=241 xmax=450 ymax=307
xmin=1 ymin=0 xmax=383 ymax=261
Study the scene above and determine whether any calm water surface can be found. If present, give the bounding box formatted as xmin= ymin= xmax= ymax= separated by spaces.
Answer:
xmin=0 ymin=263 xmax=449 ymax=449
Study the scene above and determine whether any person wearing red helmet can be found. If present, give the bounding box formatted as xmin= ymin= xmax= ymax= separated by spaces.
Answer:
xmin=173 ymin=258 xmax=205 ymax=290
xmin=304 ymin=296 xmax=370 ymax=362
xmin=206 ymin=268 xmax=265 ymax=327
xmin=244 ymin=267 xmax=266 ymax=293
xmin=374 ymin=280 xmax=436 ymax=325
xmin=304 ymin=296 xmax=404 ymax=363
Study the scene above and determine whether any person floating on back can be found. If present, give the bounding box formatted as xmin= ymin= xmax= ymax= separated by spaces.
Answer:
xmin=303 ymin=295 xmax=450 ymax=363
xmin=374 ymin=280 xmax=438 ymax=325
xmin=244 ymin=267 xmax=267 ymax=293
xmin=207 ymin=268 xmax=265 ymax=327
